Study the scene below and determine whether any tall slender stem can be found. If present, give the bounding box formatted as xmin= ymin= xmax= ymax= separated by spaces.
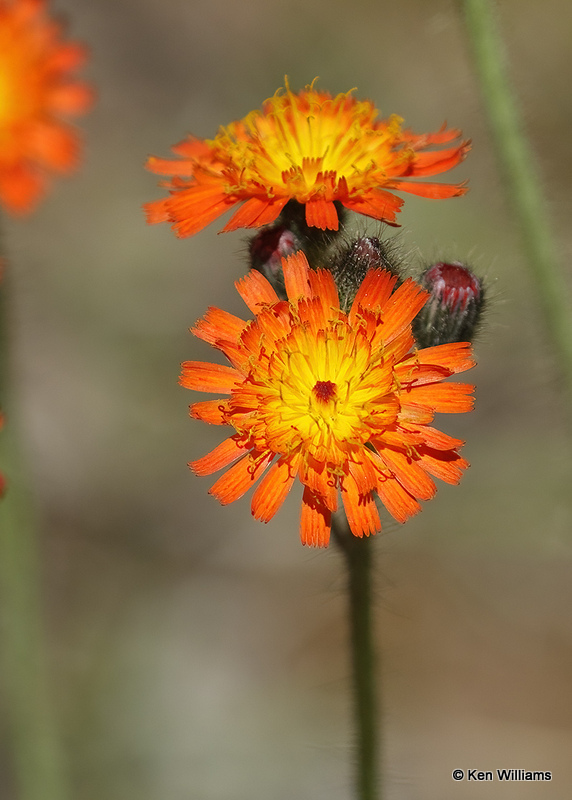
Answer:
xmin=0 ymin=237 xmax=69 ymax=800
xmin=332 ymin=515 xmax=379 ymax=800
xmin=460 ymin=0 xmax=572 ymax=398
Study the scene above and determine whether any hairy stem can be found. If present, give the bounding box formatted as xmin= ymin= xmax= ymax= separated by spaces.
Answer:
xmin=332 ymin=515 xmax=379 ymax=800
xmin=460 ymin=0 xmax=572 ymax=397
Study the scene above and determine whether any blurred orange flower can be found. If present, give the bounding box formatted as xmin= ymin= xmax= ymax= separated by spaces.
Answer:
xmin=0 ymin=0 xmax=93 ymax=215
xmin=181 ymin=251 xmax=475 ymax=546
xmin=145 ymin=82 xmax=469 ymax=238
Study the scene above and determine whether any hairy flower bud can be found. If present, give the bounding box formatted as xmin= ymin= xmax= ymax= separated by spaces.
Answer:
xmin=249 ymin=224 xmax=298 ymax=291
xmin=413 ymin=261 xmax=484 ymax=347
xmin=330 ymin=236 xmax=403 ymax=312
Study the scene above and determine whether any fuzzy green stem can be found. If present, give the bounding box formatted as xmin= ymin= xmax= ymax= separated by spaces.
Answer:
xmin=0 ymin=245 xmax=69 ymax=799
xmin=460 ymin=0 xmax=572 ymax=397
xmin=332 ymin=515 xmax=379 ymax=800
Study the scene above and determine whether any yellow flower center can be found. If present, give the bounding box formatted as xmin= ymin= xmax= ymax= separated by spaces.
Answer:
xmin=208 ymin=89 xmax=410 ymax=200
xmin=238 ymin=313 xmax=401 ymax=466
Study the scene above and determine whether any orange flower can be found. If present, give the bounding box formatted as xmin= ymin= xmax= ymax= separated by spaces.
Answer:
xmin=181 ymin=251 xmax=475 ymax=546
xmin=145 ymin=82 xmax=470 ymax=238
xmin=0 ymin=0 xmax=93 ymax=215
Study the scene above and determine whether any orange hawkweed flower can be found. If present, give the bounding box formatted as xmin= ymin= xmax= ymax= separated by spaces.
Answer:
xmin=0 ymin=0 xmax=93 ymax=215
xmin=182 ymin=251 xmax=475 ymax=547
xmin=145 ymin=82 xmax=470 ymax=238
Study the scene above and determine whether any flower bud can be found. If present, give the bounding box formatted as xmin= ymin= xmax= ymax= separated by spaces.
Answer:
xmin=330 ymin=236 xmax=403 ymax=312
xmin=248 ymin=201 xmax=349 ymax=295
xmin=413 ymin=261 xmax=484 ymax=347
xmin=249 ymin=225 xmax=298 ymax=284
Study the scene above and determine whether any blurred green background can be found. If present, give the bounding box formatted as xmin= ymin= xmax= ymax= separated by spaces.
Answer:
xmin=2 ymin=0 xmax=572 ymax=797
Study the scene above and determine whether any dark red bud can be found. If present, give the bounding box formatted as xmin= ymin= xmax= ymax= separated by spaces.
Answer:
xmin=414 ymin=261 xmax=484 ymax=347
xmin=249 ymin=225 xmax=298 ymax=279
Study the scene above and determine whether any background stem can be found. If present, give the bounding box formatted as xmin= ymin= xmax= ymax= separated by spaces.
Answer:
xmin=332 ymin=516 xmax=379 ymax=800
xmin=0 ymin=245 xmax=69 ymax=799
xmin=460 ymin=0 xmax=572 ymax=399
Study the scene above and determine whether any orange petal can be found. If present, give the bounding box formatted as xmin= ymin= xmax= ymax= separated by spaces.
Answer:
xmin=395 ymin=361 xmax=451 ymax=388
xmin=381 ymin=279 xmax=429 ymax=343
xmin=189 ymin=399 xmax=230 ymax=425
xmin=253 ymin=304 xmax=292 ymax=345
xmin=283 ymin=251 xmax=312 ymax=302
xmin=189 ymin=435 xmax=249 ymax=476
xmin=401 ymin=382 xmax=475 ymax=413
xmin=340 ymin=473 xmax=381 ymax=538
xmin=416 ymin=447 xmax=469 ymax=485
xmin=168 ymin=184 xmax=235 ymax=237
xmin=222 ymin=196 xmax=287 ymax=231
xmin=402 ymin=424 xmax=464 ymax=451
xmin=398 ymin=403 xmax=435 ymax=426
xmin=179 ymin=361 xmax=242 ymax=393
xmin=348 ymin=456 xmax=379 ymax=495
xmin=48 ymin=83 xmax=94 ymax=115
xmin=296 ymin=296 xmax=331 ymax=333
xmin=30 ymin=121 xmax=79 ymax=172
xmin=192 ymin=306 xmax=247 ymax=346
xmin=143 ymin=197 xmax=170 ymax=224
xmin=228 ymin=380 xmax=265 ymax=414
xmin=403 ymin=142 xmax=471 ymax=177
xmin=390 ymin=179 xmax=468 ymax=199
xmin=416 ymin=342 xmax=475 ymax=374
xmin=376 ymin=447 xmax=436 ymax=501
xmin=299 ymin=458 xmax=337 ymax=512
xmin=251 ymin=454 xmax=300 ymax=522
xmin=377 ymin=326 xmax=415 ymax=364
xmin=214 ymin=340 xmax=247 ymax=370
xmin=342 ymin=189 xmax=403 ymax=224
xmin=307 ymin=268 xmax=340 ymax=313
xmin=146 ymin=155 xmax=196 ymax=177
xmin=172 ymin=135 xmax=213 ymax=159
xmin=396 ymin=343 xmax=475 ymax=386
xmin=0 ymin=164 xmax=44 ymax=215
xmin=209 ymin=451 xmax=273 ymax=504
xmin=305 ymin=198 xmax=339 ymax=230
xmin=45 ymin=42 xmax=88 ymax=72
xmin=349 ymin=268 xmax=398 ymax=322
xmin=402 ymin=125 xmax=464 ymax=147
xmin=300 ymin=487 xmax=331 ymax=547
xmin=375 ymin=471 xmax=421 ymax=524
xmin=235 ymin=270 xmax=280 ymax=314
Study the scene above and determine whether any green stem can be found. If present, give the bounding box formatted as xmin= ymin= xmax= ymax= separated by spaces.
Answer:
xmin=332 ymin=515 xmax=379 ymax=800
xmin=460 ymin=0 xmax=572 ymax=398
xmin=0 ymin=243 xmax=69 ymax=799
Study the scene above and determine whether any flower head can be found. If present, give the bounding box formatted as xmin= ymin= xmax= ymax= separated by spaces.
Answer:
xmin=182 ymin=251 xmax=475 ymax=546
xmin=146 ymin=81 xmax=470 ymax=238
xmin=0 ymin=0 xmax=93 ymax=215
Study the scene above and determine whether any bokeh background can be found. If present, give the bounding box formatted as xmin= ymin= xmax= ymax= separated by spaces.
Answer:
xmin=2 ymin=0 xmax=572 ymax=798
